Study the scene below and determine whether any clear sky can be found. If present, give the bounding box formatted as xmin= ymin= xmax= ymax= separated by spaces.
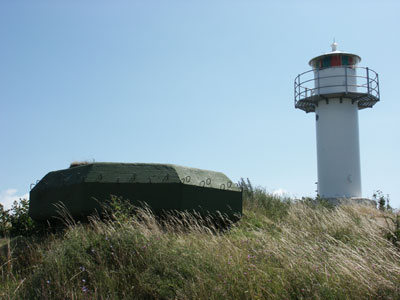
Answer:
xmin=1 ymin=0 xmax=399 ymax=209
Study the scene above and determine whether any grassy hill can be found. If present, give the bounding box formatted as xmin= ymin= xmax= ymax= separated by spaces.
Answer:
xmin=0 ymin=189 xmax=399 ymax=299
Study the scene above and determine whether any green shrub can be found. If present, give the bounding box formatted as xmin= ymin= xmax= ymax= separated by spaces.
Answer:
xmin=373 ymin=190 xmax=391 ymax=211
xmin=0 ymin=198 xmax=44 ymax=238
xmin=9 ymin=198 xmax=37 ymax=236
xmin=0 ymin=204 xmax=10 ymax=237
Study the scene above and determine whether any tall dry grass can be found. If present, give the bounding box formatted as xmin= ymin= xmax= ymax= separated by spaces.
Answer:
xmin=1 ymin=197 xmax=399 ymax=299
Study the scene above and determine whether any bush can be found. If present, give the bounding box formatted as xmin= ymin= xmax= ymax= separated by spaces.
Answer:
xmin=9 ymin=198 xmax=39 ymax=236
xmin=0 ymin=204 xmax=10 ymax=237
xmin=0 ymin=198 xmax=43 ymax=237
xmin=373 ymin=190 xmax=391 ymax=211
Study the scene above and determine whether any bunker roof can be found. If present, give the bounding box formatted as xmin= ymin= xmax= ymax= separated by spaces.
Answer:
xmin=33 ymin=162 xmax=240 ymax=191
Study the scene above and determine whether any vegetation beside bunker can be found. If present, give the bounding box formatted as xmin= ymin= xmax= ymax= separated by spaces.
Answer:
xmin=1 ymin=181 xmax=400 ymax=300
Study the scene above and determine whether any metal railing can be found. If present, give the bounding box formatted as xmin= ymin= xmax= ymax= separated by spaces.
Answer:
xmin=294 ymin=66 xmax=380 ymax=110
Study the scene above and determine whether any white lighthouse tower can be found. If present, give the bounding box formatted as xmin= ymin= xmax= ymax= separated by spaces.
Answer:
xmin=295 ymin=42 xmax=380 ymax=204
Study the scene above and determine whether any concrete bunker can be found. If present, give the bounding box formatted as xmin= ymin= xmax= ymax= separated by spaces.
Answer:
xmin=29 ymin=163 xmax=242 ymax=222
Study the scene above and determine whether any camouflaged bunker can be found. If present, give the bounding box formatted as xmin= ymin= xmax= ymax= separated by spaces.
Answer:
xmin=29 ymin=163 xmax=242 ymax=222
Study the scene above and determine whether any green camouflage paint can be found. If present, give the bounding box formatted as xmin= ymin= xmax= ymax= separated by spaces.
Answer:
xmin=29 ymin=163 xmax=242 ymax=222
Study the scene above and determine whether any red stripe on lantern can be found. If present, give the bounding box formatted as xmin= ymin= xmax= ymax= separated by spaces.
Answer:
xmin=331 ymin=55 xmax=341 ymax=67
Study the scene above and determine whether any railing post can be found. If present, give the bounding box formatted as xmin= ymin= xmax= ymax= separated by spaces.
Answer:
xmin=317 ymin=69 xmax=320 ymax=95
xmin=376 ymin=72 xmax=380 ymax=99
xmin=298 ymin=75 xmax=301 ymax=101
xmin=345 ymin=67 xmax=348 ymax=94
xmin=366 ymin=67 xmax=370 ymax=94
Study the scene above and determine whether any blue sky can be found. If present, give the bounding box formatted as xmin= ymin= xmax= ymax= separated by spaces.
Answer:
xmin=1 ymin=0 xmax=399 ymax=209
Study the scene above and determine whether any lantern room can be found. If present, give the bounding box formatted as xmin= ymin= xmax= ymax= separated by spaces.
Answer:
xmin=309 ymin=47 xmax=361 ymax=69
xmin=294 ymin=42 xmax=379 ymax=113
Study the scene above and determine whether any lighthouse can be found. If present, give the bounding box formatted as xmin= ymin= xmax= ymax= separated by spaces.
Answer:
xmin=294 ymin=42 xmax=380 ymax=203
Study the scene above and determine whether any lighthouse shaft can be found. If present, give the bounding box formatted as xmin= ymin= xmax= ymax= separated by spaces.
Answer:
xmin=315 ymin=98 xmax=362 ymax=198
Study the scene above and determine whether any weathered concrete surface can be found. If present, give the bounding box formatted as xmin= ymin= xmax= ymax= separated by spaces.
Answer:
xmin=29 ymin=163 xmax=242 ymax=222
xmin=325 ymin=197 xmax=376 ymax=207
